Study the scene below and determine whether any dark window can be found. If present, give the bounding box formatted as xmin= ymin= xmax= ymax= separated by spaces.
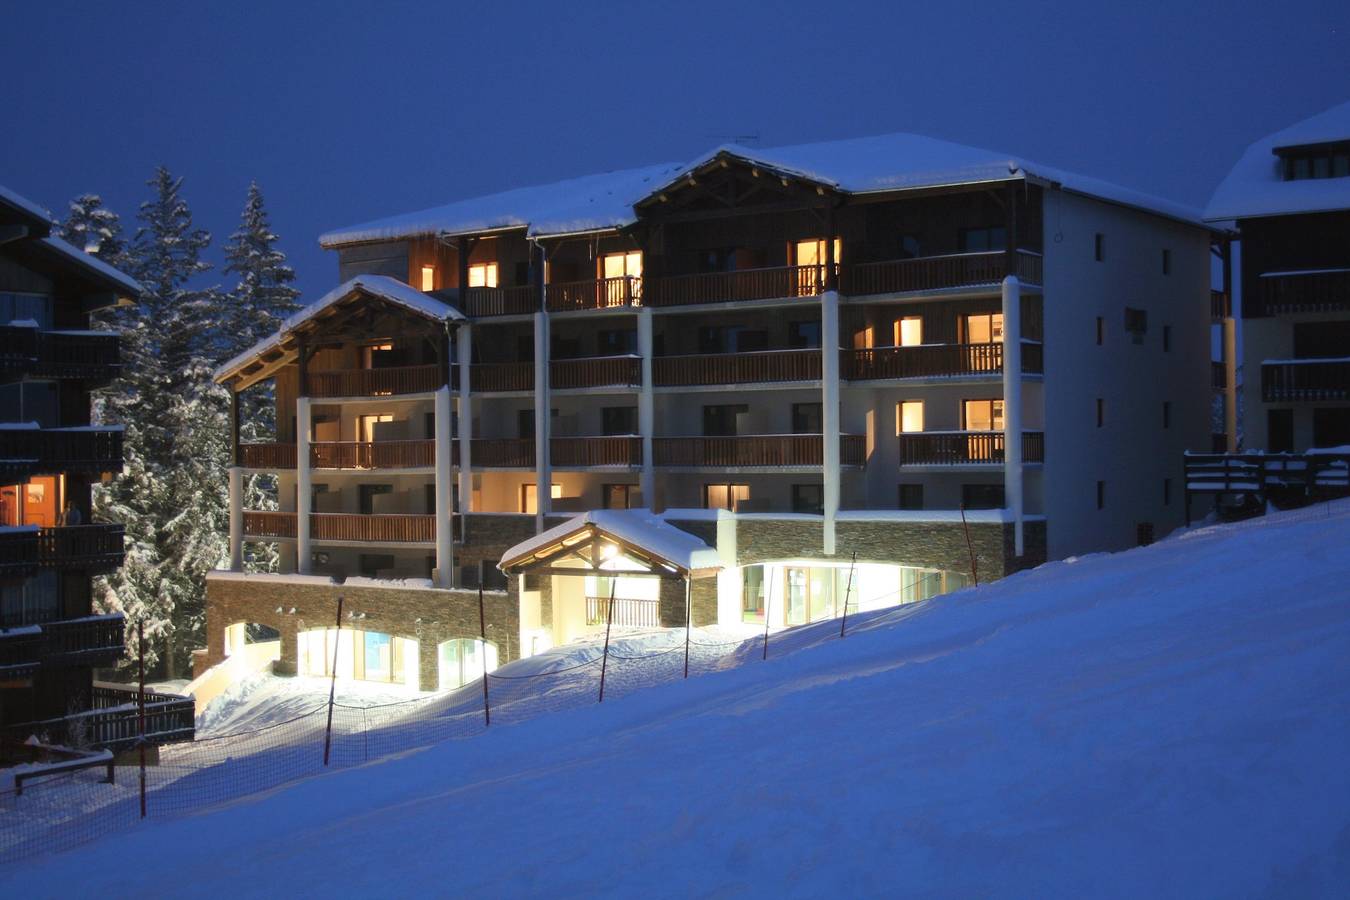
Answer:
xmin=597 ymin=329 xmax=636 ymax=356
xmin=697 ymin=326 xmax=726 ymax=354
xmin=791 ymin=403 xmax=823 ymax=434
xmin=898 ymin=484 xmax=924 ymax=510
xmin=1163 ymin=478 xmax=1172 ymax=506
xmin=1162 ymin=401 xmax=1171 ymax=429
xmin=1162 ymin=249 xmax=1171 ymax=275
xmin=703 ymin=404 xmax=747 ymax=436
xmin=957 ymin=225 xmax=1007 ymax=252
xmin=1124 ymin=307 xmax=1147 ymax=342
xmin=1094 ymin=233 xmax=1105 ymax=262
xmin=514 ymin=261 xmax=530 ymax=287
xmin=1136 ymin=522 xmax=1154 ymax=546
xmin=601 ymin=406 xmax=638 ymax=435
xmin=358 ymin=554 xmax=395 ymax=577
xmin=1096 ymin=316 xmax=1104 ymax=346
xmin=551 ymin=335 xmax=581 ymax=359
xmin=788 ymin=320 xmax=821 ymax=349
xmin=1279 ymin=142 xmax=1350 ymax=181
xmin=359 ymin=484 xmax=393 ymax=515
xmin=0 ymin=381 xmax=58 ymax=428
xmin=425 ymin=411 xmax=435 ymax=439
xmin=602 ymin=484 xmax=635 ymax=509
xmin=733 ymin=329 xmax=769 ymax=352
xmin=515 ymin=335 xmax=533 ymax=362
xmin=1268 ymin=409 xmax=1294 ymax=452
xmin=1096 ymin=480 xmax=1105 ymax=510
xmin=961 ymin=484 xmax=1005 ymax=509
xmin=1313 ymin=408 xmax=1350 ymax=449
xmin=791 ymin=484 xmax=824 ymax=514
xmin=518 ymin=409 xmax=534 ymax=439
xmin=1162 ymin=325 xmax=1171 ymax=352
xmin=1097 ymin=398 xmax=1105 ymax=428
xmin=1293 ymin=321 xmax=1350 ymax=359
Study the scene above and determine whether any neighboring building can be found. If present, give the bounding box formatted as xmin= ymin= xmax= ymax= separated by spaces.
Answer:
xmin=208 ymin=133 xmax=1217 ymax=693
xmin=1207 ymin=100 xmax=1350 ymax=452
xmin=0 ymin=183 xmax=190 ymax=754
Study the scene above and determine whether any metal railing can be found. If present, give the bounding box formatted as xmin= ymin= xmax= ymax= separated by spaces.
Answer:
xmin=898 ymin=431 xmax=1045 ymax=465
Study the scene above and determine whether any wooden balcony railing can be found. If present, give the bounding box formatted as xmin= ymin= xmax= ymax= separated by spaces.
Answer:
xmin=7 ymin=683 xmax=194 ymax=752
xmin=0 ymin=627 xmax=43 ymax=674
xmin=551 ymin=436 xmax=642 ymax=467
xmin=240 ymin=442 xmax=297 ymax=469
xmin=35 ymin=331 xmax=121 ymax=380
xmin=243 ymin=510 xmax=296 ymax=539
xmin=847 ymin=342 xmax=1006 ymax=380
xmin=653 ymin=349 xmax=821 ymax=386
xmin=0 ymin=428 xmax=124 ymax=480
xmin=0 ymin=324 xmax=39 ymax=370
xmin=586 ymin=595 xmax=661 ymax=627
xmin=0 ymin=527 xmax=39 ymax=575
xmin=40 ymin=615 xmax=125 ymax=662
xmin=898 ymin=431 xmax=1045 ymax=465
xmin=653 ymin=434 xmax=865 ymax=468
xmin=311 ymin=440 xmax=436 ymax=469
xmin=306 ymin=364 xmax=444 ymax=398
xmin=472 ymin=438 xmax=536 ymax=468
xmin=461 ymin=285 xmax=537 ymax=317
xmin=311 ymin=513 xmax=437 ymax=543
xmin=37 ymin=525 xmax=125 ymax=572
xmin=545 ymin=276 xmax=640 ymax=312
xmin=1251 ymin=269 xmax=1350 ymax=316
xmin=842 ymin=250 xmax=1042 ymax=296
xmin=472 ymin=361 xmax=533 ymax=392
xmin=1261 ymin=360 xmax=1350 ymax=402
xmin=552 ymin=355 xmax=642 ymax=389
xmin=645 ymin=265 xmax=828 ymax=307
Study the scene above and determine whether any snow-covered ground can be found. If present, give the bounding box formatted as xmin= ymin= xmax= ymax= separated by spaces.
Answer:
xmin=6 ymin=502 xmax=1350 ymax=896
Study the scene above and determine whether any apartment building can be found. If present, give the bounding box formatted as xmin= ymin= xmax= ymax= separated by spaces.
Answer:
xmin=0 ymin=184 xmax=191 ymax=754
xmin=207 ymin=133 xmax=1216 ymax=694
xmin=1207 ymin=100 xmax=1350 ymax=451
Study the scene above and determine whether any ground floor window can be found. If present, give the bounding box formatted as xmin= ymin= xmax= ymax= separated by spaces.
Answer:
xmin=297 ymin=628 xmax=419 ymax=689
xmin=438 ymin=638 xmax=499 ymax=691
xmin=739 ymin=562 xmax=971 ymax=626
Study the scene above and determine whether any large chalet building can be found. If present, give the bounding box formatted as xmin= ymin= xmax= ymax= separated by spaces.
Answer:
xmin=208 ymin=133 xmax=1218 ymax=694
xmin=0 ymin=184 xmax=190 ymax=754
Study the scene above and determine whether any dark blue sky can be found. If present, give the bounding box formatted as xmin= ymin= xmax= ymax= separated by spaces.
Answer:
xmin=3 ymin=1 xmax=1347 ymax=297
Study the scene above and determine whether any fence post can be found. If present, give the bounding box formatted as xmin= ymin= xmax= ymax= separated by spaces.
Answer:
xmin=478 ymin=586 xmax=491 ymax=727
xmin=322 ymin=595 xmax=344 ymax=766
xmin=839 ymin=551 xmax=857 ymax=638
xmin=959 ymin=505 xmax=979 ymax=586
xmin=138 ymin=619 xmax=146 ymax=819
xmin=762 ymin=569 xmax=775 ymax=661
xmin=683 ymin=575 xmax=691 ymax=679
xmin=597 ymin=578 xmax=617 ymax=702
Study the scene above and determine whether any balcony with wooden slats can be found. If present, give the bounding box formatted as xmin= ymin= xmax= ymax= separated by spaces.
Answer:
xmin=653 ymin=349 xmax=821 ymax=387
xmin=653 ymin=434 xmax=866 ymax=468
xmin=898 ymin=431 xmax=1045 ymax=466
xmin=0 ymin=326 xmax=121 ymax=384
xmin=551 ymin=436 xmax=642 ymax=468
xmin=311 ymin=513 xmax=437 ymax=544
xmin=0 ymin=527 xmax=40 ymax=576
xmin=240 ymin=442 xmax=297 ymax=470
xmin=841 ymin=250 xmax=1042 ymax=297
xmin=1249 ymin=269 xmax=1350 ymax=316
xmin=1261 ymin=359 xmax=1350 ymax=402
xmin=545 ymin=276 xmax=641 ymax=312
xmin=306 ymin=364 xmax=444 ymax=398
xmin=0 ymin=427 xmax=124 ymax=482
xmin=845 ymin=341 xmax=1044 ymax=381
xmin=40 ymin=615 xmax=126 ymax=665
xmin=471 ymin=355 xmax=643 ymax=393
xmin=311 ymin=440 xmax=435 ymax=470
xmin=243 ymin=510 xmax=296 ymax=539
xmin=644 ymin=265 xmax=829 ymax=308
xmin=472 ymin=437 xmax=536 ymax=468
xmin=460 ymin=285 xmax=537 ymax=317
xmin=37 ymin=524 xmax=125 ymax=573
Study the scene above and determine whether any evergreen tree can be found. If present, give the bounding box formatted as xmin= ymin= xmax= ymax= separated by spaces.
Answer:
xmin=56 ymin=194 xmax=127 ymax=267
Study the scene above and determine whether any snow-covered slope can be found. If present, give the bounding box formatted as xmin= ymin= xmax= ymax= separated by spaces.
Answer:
xmin=7 ymin=504 xmax=1350 ymax=897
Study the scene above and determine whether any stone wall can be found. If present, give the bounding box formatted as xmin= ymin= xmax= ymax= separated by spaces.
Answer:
xmin=205 ymin=574 xmax=520 ymax=692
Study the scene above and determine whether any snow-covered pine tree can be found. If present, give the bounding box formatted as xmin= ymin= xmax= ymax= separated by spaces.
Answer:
xmin=56 ymin=194 xmax=128 ymax=267
xmin=223 ymin=183 xmax=301 ymax=573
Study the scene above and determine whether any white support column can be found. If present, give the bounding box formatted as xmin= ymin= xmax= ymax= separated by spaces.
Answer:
xmin=637 ymin=307 xmax=655 ymax=510
xmin=296 ymin=396 xmax=313 ymax=574
xmin=456 ymin=324 xmax=473 ymax=513
xmin=434 ymin=385 xmax=455 ymax=588
xmin=821 ymin=290 xmax=841 ymax=556
xmin=533 ymin=310 xmax=551 ymax=532
xmin=1223 ymin=316 xmax=1238 ymax=452
xmin=228 ymin=466 xmax=243 ymax=571
xmin=1001 ymin=275 xmax=1024 ymax=557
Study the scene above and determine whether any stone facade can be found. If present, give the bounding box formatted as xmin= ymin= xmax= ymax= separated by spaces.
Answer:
xmin=653 ymin=576 xmax=720 ymax=628
xmin=205 ymin=574 xmax=519 ymax=692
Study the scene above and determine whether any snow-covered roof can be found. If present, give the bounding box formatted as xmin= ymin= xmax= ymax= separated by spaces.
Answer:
xmin=499 ymin=509 xmax=721 ymax=576
xmin=320 ymin=132 xmax=1208 ymax=249
xmin=214 ymin=274 xmax=465 ymax=383
xmin=1206 ymin=101 xmax=1350 ymax=221
xmin=0 ymin=182 xmax=54 ymax=228
xmin=35 ymin=236 xmax=142 ymax=299
xmin=319 ymin=164 xmax=684 ymax=247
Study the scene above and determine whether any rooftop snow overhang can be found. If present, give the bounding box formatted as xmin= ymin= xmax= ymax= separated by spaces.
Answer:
xmin=0 ymin=183 xmax=55 ymax=236
xmin=213 ymin=274 xmax=465 ymax=389
xmin=498 ymin=511 xmax=721 ymax=580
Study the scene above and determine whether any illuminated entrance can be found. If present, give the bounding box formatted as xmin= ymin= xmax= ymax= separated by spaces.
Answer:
xmin=297 ymin=627 xmax=421 ymax=690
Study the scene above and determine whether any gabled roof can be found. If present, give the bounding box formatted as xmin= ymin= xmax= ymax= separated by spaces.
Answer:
xmin=1206 ymin=100 xmax=1350 ymax=221
xmin=31 ymin=236 xmax=143 ymax=300
xmin=319 ymin=132 xmax=1208 ymax=249
xmin=0 ymin=183 xmax=55 ymax=233
xmin=214 ymin=274 xmax=464 ymax=384
xmin=499 ymin=510 xmax=721 ymax=578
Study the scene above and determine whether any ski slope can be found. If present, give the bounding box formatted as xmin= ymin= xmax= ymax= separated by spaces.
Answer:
xmin=6 ymin=504 xmax=1350 ymax=897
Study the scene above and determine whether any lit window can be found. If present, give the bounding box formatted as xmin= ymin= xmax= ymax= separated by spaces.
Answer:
xmin=963 ymin=399 xmax=1004 ymax=432
xmin=468 ymin=262 xmax=499 ymax=288
xmin=895 ymin=317 xmax=923 ymax=347
xmin=703 ymin=484 xmax=750 ymax=511
xmin=793 ymin=238 xmax=841 ymax=295
xmin=420 ymin=265 xmax=436 ymax=291
xmin=520 ymin=482 xmax=563 ymax=514
xmin=602 ymin=251 xmax=643 ymax=280
xmin=963 ymin=313 xmax=1004 ymax=345
xmin=897 ymin=400 xmax=924 ymax=434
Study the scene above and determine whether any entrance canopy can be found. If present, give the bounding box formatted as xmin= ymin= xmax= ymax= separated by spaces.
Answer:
xmin=499 ymin=511 xmax=721 ymax=580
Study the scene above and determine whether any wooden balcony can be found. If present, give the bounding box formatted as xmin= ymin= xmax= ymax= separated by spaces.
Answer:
xmin=645 ymin=265 xmax=828 ymax=307
xmin=1250 ymin=269 xmax=1350 ymax=316
xmin=472 ymin=361 xmax=533 ymax=392
xmin=472 ymin=438 xmax=535 ymax=468
xmin=551 ymin=436 xmax=642 ymax=467
xmin=243 ymin=510 xmax=296 ymax=539
xmin=0 ymin=427 xmax=124 ymax=481
xmin=306 ymin=364 xmax=444 ymax=398
xmin=653 ymin=349 xmax=820 ymax=387
xmin=37 ymin=525 xmax=125 ymax=573
xmin=40 ymin=615 xmax=125 ymax=664
xmin=34 ymin=331 xmax=121 ymax=382
xmin=0 ymin=527 xmax=40 ymax=576
xmin=311 ymin=440 xmax=435 ymax=469
xmin=552 ymin=355 xmax=642 ymax=389
xmin=241 ymin=442 xmax=297 ymax=469
xmin=898 ymin=431 xmax=1045 ymax=465
xmin=311 ymin=513 xmax=436 ymax=544
xmin=1261 ymin=359 xmax=1350 ymax=402
xmin=845 ymin=341 xmax=1043 ymax=381
xmin=461 ymin=285 xmax=537 ymax=317
xmin=545 ymin=276 xmax=640 ymax=312
xmin=842 ymin=250 xmax=1042 ymax=296
xmin=586 ymin=595 xmax=660 ymax=627
xmin=6 ymin=682 xmax=195 ymax=753
xmin=653 ymin=434 xmax=865 ymax=468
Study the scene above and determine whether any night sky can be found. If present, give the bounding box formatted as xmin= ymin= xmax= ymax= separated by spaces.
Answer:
xmin=3 ymin=1 xmax=1347 ymax=298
